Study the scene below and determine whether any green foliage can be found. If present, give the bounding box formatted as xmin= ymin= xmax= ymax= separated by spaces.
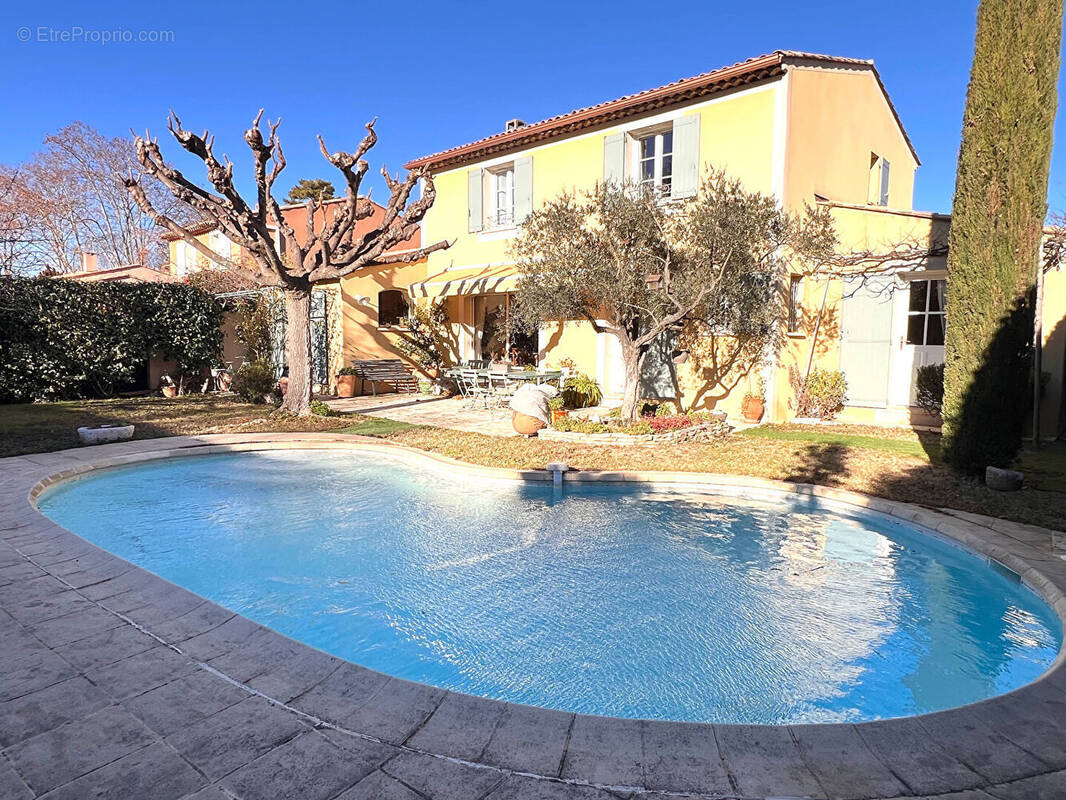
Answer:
xmin=547 ymin=394 xmax=565 ymax=411
xmin=551 ymin=415 xmax=654 ymax=436
xmin=337 ymin=366 xmax=359 ymax=376
xmin=562 ymin=372 xmax=603 ymax=408
xmin=942 ymin=0 xmax=1063 ymax=473
xmin=309 ymin=399 xmax=335 ymax=417
xmin=231 ymin=361 xmax=276 ymax=404
xmin=395 ymin=300 xmax=450 ymax=370
xmin=284 ymin=178 xmax=335 ymax=205
xmin=792 ymin=367 xmax=848 ymax=420
xmin=0 ymin=277 xmax=223 ymax=402
xmin=234 ymin=296 xmax=275 ymax=367
xmin=511 ymin=173 xmax=836 ymax=420
xmin=915 ymin=363 xmax=945 ymax=417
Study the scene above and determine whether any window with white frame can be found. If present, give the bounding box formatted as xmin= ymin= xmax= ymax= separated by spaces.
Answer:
xmin=488 ymin=165 xmax=514 ymax=228
xmin=906 ymin=279 xmax=946 ymax=345
xmin=868 ymin=152 xmax=890 ymax=206
xmin=637 ymin=129 xmax=673 ymax=195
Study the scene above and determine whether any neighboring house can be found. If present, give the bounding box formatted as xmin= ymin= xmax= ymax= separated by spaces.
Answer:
xmin=57 ymin=252 xmax=175 ymax=284
xmin=163 ymin=198 xmax=429 ymax=395
xmin=403 ymin=49 xmax=1065 ymax=431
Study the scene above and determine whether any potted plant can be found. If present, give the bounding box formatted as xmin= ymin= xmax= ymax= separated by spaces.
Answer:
xmin=336 ymin=366 xmax=359 ymax=398
xmin=548 ymin=394 xmax=568 ymax=423
xmin=160 ymin=374 xmax=179 ymax=399
xmin=741 ymin=379 xmax=765 ymax=423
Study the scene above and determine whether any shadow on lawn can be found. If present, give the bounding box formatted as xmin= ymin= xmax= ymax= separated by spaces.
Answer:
xmin=784 ymin=443 xmax=849 ymax=486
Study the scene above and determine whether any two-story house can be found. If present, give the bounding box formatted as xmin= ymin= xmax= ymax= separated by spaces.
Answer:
xmin=164 ymin=50 xmax=1066 ymax=434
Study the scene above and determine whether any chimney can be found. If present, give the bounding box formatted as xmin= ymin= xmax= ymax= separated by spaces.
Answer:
xmin=80 ymin=252 xmax=99 ymax=272
xmin=505 ymin=118 xmax=526 ymax=133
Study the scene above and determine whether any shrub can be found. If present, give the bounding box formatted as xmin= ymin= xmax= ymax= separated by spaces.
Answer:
xmin=552 ymin=416 xmax=607 ymax=433
xmin=309 ymin=400 xmax=335 ymax=417
xmin=338 ymin=366 xmax=359 ymax=376
xmin=562 ymin=372 xmax=603 ymax=408
xmin=793 ymin=367 xmax=847 ymax=420
xmin=647 ymin=415 xmax=685 ymax=432
xmin=0 ymin=277 xmax=223 ymax=402
xmin=396 ymin=300 xmax=449 ymax=371
xmin=915 ymin=363 xmax=945 ymax=417
xmin=232 ymin=361 xmax=276 ymax=403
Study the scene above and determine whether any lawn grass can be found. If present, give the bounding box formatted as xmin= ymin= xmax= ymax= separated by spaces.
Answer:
xmin=0 ymin=395 xmax=351 ymax=458
xmin=738 ymin=425 xmax=936 ymax=459
xmin=334 ymin=417 xmax=419 ymax=437
xmin=2 ymin=396 xmax=1064 ymax=530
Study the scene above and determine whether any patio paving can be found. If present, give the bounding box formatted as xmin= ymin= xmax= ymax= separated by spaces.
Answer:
xmin=1 ymin=433 xmax=1066 ymax=799
xmin=327 ymin=394 xmax=520 ymax=437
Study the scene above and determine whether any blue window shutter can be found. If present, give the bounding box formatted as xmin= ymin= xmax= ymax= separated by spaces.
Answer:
xmin=672 ymin=115 xmax=700 ymax=198
xmin=514 ymin=157 xmax=533 ymax=223
xmin=468 ymin=169 xmax=483 ymax=232
xmin=603 ymin=133 xmax=625 ymax=185
xmin=879 ymin=158 xmax=891 ymax=206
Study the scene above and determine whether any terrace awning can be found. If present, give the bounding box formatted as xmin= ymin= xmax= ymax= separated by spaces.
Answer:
xmin=408 ymin=265 xmax=522 ymax=298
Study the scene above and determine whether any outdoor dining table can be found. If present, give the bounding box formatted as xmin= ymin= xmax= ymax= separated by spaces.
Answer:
xmin=444 ymin=368 xmax=564 ymax=386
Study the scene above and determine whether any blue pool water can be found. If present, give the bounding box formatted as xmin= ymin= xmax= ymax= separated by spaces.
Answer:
xmin=38 ymin=450 xmax=1062 ymax=724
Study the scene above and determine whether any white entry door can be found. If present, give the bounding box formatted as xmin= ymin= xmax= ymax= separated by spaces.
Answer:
xmin=889 ymin=277 xmax=946 ymax=406
xmin=840 ymin=276 xmax=895 ymax=408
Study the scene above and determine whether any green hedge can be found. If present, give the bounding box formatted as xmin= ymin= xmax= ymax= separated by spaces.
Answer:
xmin=0 ymin=277 xmax=223 ymax=402
xmin=941 ymin=0 xmax=1063 ymax=473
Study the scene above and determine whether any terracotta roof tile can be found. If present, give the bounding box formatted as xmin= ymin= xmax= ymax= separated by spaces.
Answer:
xmin=405 ymin=50 xmax=918 ymax=171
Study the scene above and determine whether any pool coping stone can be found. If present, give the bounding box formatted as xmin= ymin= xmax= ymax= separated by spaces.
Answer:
xmin=0 ymin=432 xmax=1064 ymax=800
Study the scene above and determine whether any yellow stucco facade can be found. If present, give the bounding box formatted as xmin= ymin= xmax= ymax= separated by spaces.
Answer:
xmin=159 ymin=52 xmax=1066 ymax=436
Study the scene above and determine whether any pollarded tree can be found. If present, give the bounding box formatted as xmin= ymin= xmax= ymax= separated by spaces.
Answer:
xmin=124 ymin=112 xmax=449 ymax=414
xmin=942 ymin=0 xmax=1064 ymax=473
xmin=511 ymin=174 xmax=837 ymax=421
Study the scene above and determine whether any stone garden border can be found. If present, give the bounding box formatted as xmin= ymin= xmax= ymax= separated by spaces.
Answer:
xmin=2 ymin=432 xmax=1066 ymax=799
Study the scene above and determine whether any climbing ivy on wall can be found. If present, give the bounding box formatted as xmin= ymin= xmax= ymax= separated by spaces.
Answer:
xmin=0 ymin=277 xmax=224 ymax=402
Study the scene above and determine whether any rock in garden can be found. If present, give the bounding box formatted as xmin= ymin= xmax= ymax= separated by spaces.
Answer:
xmin=985 ymin=466 xmax=1024 ymax=492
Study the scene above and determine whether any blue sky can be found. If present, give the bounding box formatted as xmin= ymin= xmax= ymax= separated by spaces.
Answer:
xmin=2 ymin=0 xmax=1063 ymax=214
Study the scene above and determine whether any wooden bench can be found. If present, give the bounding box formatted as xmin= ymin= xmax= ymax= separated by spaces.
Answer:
xmin=351 ymin=359 xmax=419 ymax=396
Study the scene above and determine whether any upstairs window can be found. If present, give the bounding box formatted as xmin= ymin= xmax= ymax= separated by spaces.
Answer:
xmin=378 ymin=290 xmax=410 ymax=328
xmin=637 ymin=130 xmax=673 ymax=195
xmin=906 ymin=279 xmax=946 ymax=345
xmin=868 ymin=153 xmax=890 ymax=206
xmin=489 ymin=165 xmax=515 ymax=228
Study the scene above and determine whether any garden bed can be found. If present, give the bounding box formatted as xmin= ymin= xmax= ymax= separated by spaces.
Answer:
xmin=539 ymin=411 xmax=732 ymax=446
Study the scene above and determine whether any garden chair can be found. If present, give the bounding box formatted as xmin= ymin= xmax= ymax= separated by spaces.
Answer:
xmin=459 ymin=368 xmax=492 ymax=410
xmin=488 ymin=371 xmax=517 ymax=407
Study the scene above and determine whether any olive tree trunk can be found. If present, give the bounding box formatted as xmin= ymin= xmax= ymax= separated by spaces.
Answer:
xmin=619 ymin=339 xmax=646 ymax=422
xmin=280 ymin=285 xmax=313 ymax=415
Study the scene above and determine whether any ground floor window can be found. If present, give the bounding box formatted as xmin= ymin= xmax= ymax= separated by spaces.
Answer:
xmin=378 ymin=290 xmax=410 ymax=328
xmin=906 ymin=279 xmax=946 ymax=346
xmin=787 ymin=275 xmax=804 ymax=333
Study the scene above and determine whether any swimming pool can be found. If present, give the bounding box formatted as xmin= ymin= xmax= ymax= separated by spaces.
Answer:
xmin=38 ymin=449 xmax=1062 ymax=724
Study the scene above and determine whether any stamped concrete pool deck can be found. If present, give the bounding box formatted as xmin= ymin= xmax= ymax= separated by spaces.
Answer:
xmin=2 ymin=433 xmax=1066 ymax=800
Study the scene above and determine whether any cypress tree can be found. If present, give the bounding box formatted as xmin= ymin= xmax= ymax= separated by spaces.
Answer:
xmin=942 ymin=0 xmax=1064 ymax=474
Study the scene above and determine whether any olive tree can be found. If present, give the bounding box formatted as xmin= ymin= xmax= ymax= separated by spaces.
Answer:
xmin=124 ymin=112 xmax=449 ymax=414
xmin=511 ymin=174 xmax=837 ymax=421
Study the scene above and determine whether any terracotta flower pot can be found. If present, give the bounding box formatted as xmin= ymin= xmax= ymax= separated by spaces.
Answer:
xmin=551 ymin=409 xmax=568 ymax=423
xmin=741 ymin=396 xmax=765 ymax=423
xmin=161 ymin=385 xmax=178 ymax=399
xmin=512 ymin=411 xmax=546 ymax=436
xmin=336 ymin=374 xmax=357 ymax=398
